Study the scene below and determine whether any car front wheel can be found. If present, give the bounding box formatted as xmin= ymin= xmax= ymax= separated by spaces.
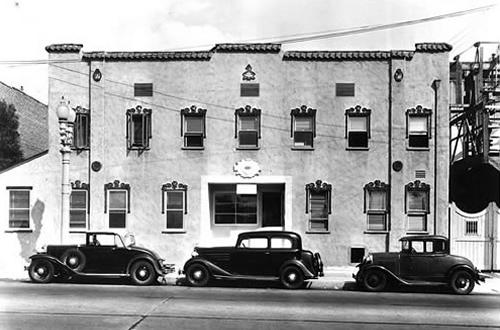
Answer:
xmin=186 ymin=263 xmax=210 ymax=287
xmin=130 ymin=261 xmax=156 ymax=286
xmin=450 ymin=270 xmax=475 ymax=295
xmin=280 ymin=266 xmax=305 ymax=289
xmin=28 ymin=259 xmax=55 ymax=284
xmin=363 ymin=269 xmax=387 ymax=292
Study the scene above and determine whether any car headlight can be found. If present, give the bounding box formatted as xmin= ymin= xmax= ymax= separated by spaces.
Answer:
xmin=363 ymin=254 xmax=373 ymax=264
xmin=191 ymin=249 xmax=199 ymax=257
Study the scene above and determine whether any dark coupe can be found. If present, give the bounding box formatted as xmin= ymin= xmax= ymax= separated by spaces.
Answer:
xmin=183 ymin=231 xmax=323 ymax=289
xmin=354 ymin=235 xmax=486 ymax=294
xmin=27 ymin=232 xmax=174 ymax=285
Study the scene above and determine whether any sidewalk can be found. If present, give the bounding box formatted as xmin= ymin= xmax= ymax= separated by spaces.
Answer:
xmin=165 ymin=266 xmax=500 ymax=294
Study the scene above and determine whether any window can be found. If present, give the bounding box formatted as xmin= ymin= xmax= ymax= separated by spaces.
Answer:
xmin=235 ymin=106 xmax=261 ymax=148
xmin=70 ymin=181 xmax=89 ymax=229
xmin=238 ymin=237 xmax=267 ymax=248
xmin=465 ymin=220 xmax=478 ymax=235
xmin=405 ymin=180 xmax=430 ymax=232
xmin=345 ymin=106 xmax=371 ymax=149
xmin=364 ymin=181 xmax=388 ymax=231
xmin=126 ymin=106 xmax=152 ymax=150
xmin=336 ymin=83 xmax=355 ymax=97
xmin=134 ymin=83 xmax=153 ymax=97
xmin=104 ymin=180 xmax=130 ymax=229
xmin=350 ymin=248 xmax=365 ymax=263
xmin=73 ymin=107 xmax=90 ymax=149
xmin=291 ymin=105 xmax=316 ymax=149
xmin=240 ymin=83 xmax=260 ymax=97
xmin=214 ymin=192 xmax=257 ymax=225
xmin=270 ymin=237 xmax=293 ymax=249
xmin=406 ymin=105 xmax=431 ymax=148
xmin=162 ymin=181 xmax=188 ymax=231
xmin=8 ymin=187 xmax=31 ymax=229
xmin=181 ymin=105 xmax=207 ymax=149
xmin=306 ymin=180 xmax=332 ymax=232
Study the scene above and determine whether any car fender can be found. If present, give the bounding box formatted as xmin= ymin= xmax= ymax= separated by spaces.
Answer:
xmin=360 ymin=265 xmax=406 ymax=284
xmin=127 ymin=254 xmax=163 ymax=275
xmin=29 ymin=254 xmax=75 ymax=275
xmin=183 ymin=258 xmax=232 ymax=277
xmin=279 ymin=260 xmax=314 ymax=278
xmin=446 ymin=264 xmax=477 ymax=281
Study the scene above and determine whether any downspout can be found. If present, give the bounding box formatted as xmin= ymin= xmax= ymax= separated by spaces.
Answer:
xmin=432 ymin=79 xmax=441 ymax=235
xmin=88 ymin=60 xmax=92 ymax=229
xmin=387 ymin=59 xmax=393 ymax=252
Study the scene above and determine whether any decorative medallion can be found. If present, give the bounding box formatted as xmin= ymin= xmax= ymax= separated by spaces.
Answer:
xmin=394 ymin=68 xmax=403 ymax=82
xmin=233 ymin=159 xmax=261 ymax=178
xmin=392 ymin=161 xmax=403 ymax=172
xmin=91 ymin=161 xmax=102 ymax=172
xmin=93 ymin=68 xmax=102 ymax=82
xmin=242 ymin=64 xmax=256 ymax=81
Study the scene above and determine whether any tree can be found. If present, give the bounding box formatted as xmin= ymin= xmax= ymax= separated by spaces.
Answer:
xmin=0 ymin=100 xmax=23 ymax=170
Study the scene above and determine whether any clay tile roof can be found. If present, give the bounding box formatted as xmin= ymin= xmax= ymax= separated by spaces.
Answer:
xmin=415 ymin=43 xmax=452 ymax=53
xmin=45 ymin=44 xmax=83 ymax=53
xmin=211 ymin=43 xmax=281 ymax=53
xmin=82 ymin=51 xmax=212 ymax=61
xmin=283 ymin=51 xmax=392 ymax=61
xmin=391 ymin=50 xmax=415 ymax=59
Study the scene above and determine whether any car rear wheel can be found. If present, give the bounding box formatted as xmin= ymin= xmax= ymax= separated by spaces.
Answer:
xmin=450 ymin=270 xmax=475 ymax=295
xmin=28 ymin=259 xmax=55 ymax=284
xmin=130 ymin=261 xmax=156 ymax=286
xmin=280 ymin=266 xmax=305 ymax=289
xmin=61 ymin=249 xmax=86 ymax=272
xmin=363 ymin=269 xmax=387 ymax=292
xmin=186 ymin=263 xmax=210 ymax=287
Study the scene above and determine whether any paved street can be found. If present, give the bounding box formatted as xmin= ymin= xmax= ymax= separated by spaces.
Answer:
xmin=0 ymin=280 xmax=499 ymax=330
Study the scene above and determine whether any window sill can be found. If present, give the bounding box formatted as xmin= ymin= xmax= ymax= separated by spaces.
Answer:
xmin=291 ymin=147 xmax=314 ymax=151
xmin=128 ymin=147 xmax=151 ymax=151
xmin=162 ymin=230 xmax=186 ymax=234
xmin=236 ymin=147 xmax=260 ymax=150
xmin=364 ymin=230 xmax=389 ymax=234
xmin=5 ymin=229 xmax=33 ymax=233
xmin=305 ymin=231 xmax=330 ymax=234
xmin=71 ymin=147 xmax=90 ymax=151
xmin=69 ymin=230 xmax=87 ymax=234
xmin=406 ymin=147 xmax=430 ymax=151
xmin=182 ymin=147 xmax=204 ymax=150
xmin=346 ymin=147 xmax=369 ymax=151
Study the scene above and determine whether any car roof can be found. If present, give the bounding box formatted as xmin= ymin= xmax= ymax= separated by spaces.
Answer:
xmin=399 ymin=235 xmax=448 ymax=241
xmin=238 ymin=231 xmax=301 ymax=239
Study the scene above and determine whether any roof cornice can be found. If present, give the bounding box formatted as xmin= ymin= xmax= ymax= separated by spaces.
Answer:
xmin=45 ymin=44 xmax=83 ymax=53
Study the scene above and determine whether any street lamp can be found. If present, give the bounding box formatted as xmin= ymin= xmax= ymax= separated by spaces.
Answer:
xmin=57 ymin=96 xmax=76 ymax=243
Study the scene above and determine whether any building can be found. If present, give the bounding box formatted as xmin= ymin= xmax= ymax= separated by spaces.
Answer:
xmin=0 ymin=42 xmax=450 ymax=278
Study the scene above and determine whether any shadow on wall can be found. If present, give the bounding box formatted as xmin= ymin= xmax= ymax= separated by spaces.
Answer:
xmin=17 ymin=199 xmax=44 ymax=262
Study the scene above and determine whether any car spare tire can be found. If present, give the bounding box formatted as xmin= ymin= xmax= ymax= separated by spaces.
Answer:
xmin=61 ymin=249 xmax=86 ymax=272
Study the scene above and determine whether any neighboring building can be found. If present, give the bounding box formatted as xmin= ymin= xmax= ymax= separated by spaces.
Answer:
xmin=0 ymin=81 xmax=48 ymax=167
xmin=0 ymin=42 xmax=450 ymax=278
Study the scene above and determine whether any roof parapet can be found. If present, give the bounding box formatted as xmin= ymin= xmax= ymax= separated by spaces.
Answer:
xmin=82 ymin=51 xmax=212 ymax=61
xmin=45 ymin=43 xmax=83 ymax=53
xmin=415 ymin=43 xmax=452 ymax=53
xmin=211 ymin=43 xmax=281 ymax=53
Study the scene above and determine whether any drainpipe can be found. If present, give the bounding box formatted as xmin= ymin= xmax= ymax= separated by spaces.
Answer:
xmin=88 ymin=61 xmax=92 ymax=229
xmin=432 ymin=79 xmax=441 ymax=235
xmin=387 ymin=60 xmax=393 ymax=252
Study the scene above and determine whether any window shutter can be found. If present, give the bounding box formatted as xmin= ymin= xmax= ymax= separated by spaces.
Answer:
xmin=134 ymin=83 xmax=153 ymax=97
xmin=336 ymin=83 xmax=355 ymax=96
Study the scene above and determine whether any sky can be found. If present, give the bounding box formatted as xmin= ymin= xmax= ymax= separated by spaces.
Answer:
xmin=0 ymin=0 xmax=499 ymax=104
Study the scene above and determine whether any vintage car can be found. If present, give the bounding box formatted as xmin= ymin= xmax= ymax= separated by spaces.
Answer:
xmin=183 ymin=231 xmax=324 ymax=289
xmin=354 ymin=235 xmax=486 ymax=294
xmin=27 ymin=232 xmax=174 ymax=285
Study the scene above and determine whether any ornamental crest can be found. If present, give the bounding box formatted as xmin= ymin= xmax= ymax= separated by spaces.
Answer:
xmin=233 ymin=159 xmax=261 ymax=178
xmin=242 ymin=64 xmax=256 ymax=81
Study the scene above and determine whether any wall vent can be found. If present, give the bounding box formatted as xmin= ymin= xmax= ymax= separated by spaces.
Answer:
xmin=336 ymin=83 xmax=355 ymax=97
xmin=134 ymin=83 xmax=153 ymax=97
xmin=415 ymin=170 xmax=426 ymax=178
xmin=241 ymin=83 xmax=259 ymax=97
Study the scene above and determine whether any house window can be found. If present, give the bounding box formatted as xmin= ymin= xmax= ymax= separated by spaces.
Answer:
xmin=306 ymin=180 xmax=332 ymax=232
xmin=235 ymin=105 xmax=261 ymax=148
xmin=291 ymin=105 xmax=316 ymax=149
xmin=73 ymin=107 xmax=90 ymax=149
xmin=70 ymin=181 xmax=89 ymax=229
xmin=240 ymin=83 xmax=259 ymax=97
xmin=126 ymin=106 xmax=152 ymax=150
xmin=405 ymin=180 xmax=430 ymax=232
xmin=104 ymin=180 xmax=130 ymax=229
xmin=345 ymin=105 xmax=371 ymax=149
xmin=214 ymin=191 xmax=257 ymax=225
xmin=134 ymin=83 xmax=153 ymax=97
xmin=162 ymin=181 xmax=188 ymax=231
xmin=350 ymin=248 xmax=365 ymax=263
xmin=8 ymin=187 xmax=31 ymax=229
xmin=364 ymin=180 xmax=388 ymax=231
xmin=406 ymin=105 xmax=431 ymax=148
xmin=336 ymin=83 xmax=355 ymax=97
xmin=181 ymin=105 xmax=207 ymax=149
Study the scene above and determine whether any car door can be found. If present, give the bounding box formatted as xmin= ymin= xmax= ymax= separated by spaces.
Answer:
xmin=268 ymin=236 xmax=298 ymax=276
xmin=399 ymin=240 xmax=427 ymax=280
xmin=80 ymin=234 xmax=127 ymax=274
xmin=230 ymin=236 xmax=271 ymax=276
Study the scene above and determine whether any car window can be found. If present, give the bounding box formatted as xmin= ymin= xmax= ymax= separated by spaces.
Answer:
xmin=238 ymin=237 xmax=268 ymax=249
xmin=425 ymin=241 xmax=433 ymax=252
xmin=91 ymin=234 xmax=117 ymax=247
xmin=412 ymin=241 xmax=424 ymax=253
xmin=270 ymin=237 xmax=292 ymax=249
xmin=401 ymin=240 xmax=410 ymax=252
xmin=433 ymin=240 xmax=446 ymax=253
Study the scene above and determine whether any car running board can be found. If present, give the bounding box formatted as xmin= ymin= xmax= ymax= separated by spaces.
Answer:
xmin=398 ymin=279 xmax=447 ymax=286
xmin=213 ymin=275 xmax=280 ymax=281
xmin=70 ymin=272 xmax=130 ymax=278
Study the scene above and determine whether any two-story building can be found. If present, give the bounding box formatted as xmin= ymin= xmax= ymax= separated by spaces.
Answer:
xmin=0 ymin=42 xmax=450 ymax=278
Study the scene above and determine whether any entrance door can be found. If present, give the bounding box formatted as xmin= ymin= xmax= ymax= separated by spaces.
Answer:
xmin=262 ymin=191 xmax=283 ymax=227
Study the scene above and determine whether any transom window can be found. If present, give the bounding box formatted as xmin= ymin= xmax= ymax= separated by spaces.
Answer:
xmin=104 ymin=180 xmax=130 ymax=229
xmin=345 ymin=106 xmax=371 ymax=149
xmin=70 ymin=181 xmax=89 ymax=229
xmin=306 ymin=180 xmax=332 ymax=232
xmin=126 ymin=106 xmax=152 ymax=150
xmin=162 ymin=181 xmax=188 ymax=231
xmin=73 ymin=107 xmax=90 ymax=150
xmin=406 ymin=106 xmax=431 ymax=149
xmin=8 ymin=187 xmax=31 ymax=229
xmin=214 ymin=192 xmax=257 ymax=225
xmin=405 ymin=180 xmax=430 ymax=232
xmin=181 ymin=105 xmax=206 ymax=149
xmin=364 ymin=180 xmax=388 ymax=231
xmin=235 ymin=106 xmax=261 ymax=148
xmin=291 ymin=105 xmax=316 ymax=149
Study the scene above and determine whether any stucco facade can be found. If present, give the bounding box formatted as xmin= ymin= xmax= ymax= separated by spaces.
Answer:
xmin=0 ymin=42 xmax=450 ymax=278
